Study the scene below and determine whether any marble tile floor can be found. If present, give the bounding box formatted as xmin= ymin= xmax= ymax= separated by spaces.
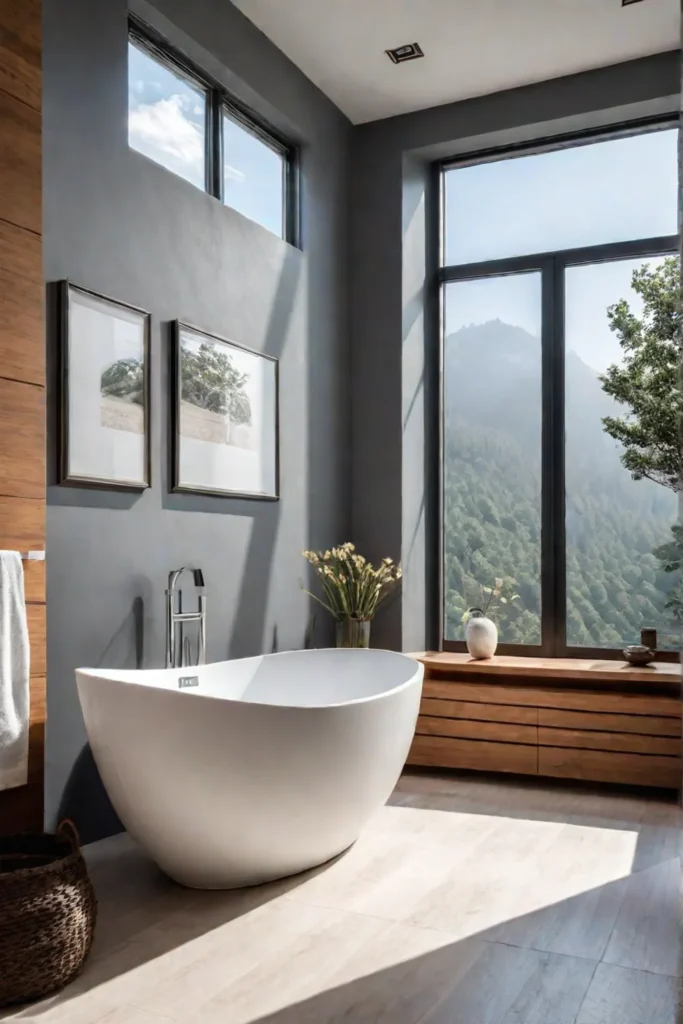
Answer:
xmin=4 ymin=771 xmax=683 ymax=1024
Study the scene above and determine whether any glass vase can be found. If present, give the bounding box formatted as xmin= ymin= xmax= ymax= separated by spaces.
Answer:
xmin=336 ymin=618 xmax=371 ymax=649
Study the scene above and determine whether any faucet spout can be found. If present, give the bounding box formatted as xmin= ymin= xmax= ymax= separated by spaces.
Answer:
xmin=166 ymin=567 xmax=207 ymax=669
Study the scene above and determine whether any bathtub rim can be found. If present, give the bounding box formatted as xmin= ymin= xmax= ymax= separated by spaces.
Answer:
xmin=75 ymin=647 xmax=424 ymax=710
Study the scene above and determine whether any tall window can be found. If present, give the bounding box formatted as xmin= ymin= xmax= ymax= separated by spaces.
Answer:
xmin=440 ymin=124 xmax=679 ymax=656
xmin=128 ymin=22 xmax=295 ymax=241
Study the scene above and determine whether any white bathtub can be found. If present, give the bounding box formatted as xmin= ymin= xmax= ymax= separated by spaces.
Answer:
xmin=76 ymin=649 xmax=423 ymax=889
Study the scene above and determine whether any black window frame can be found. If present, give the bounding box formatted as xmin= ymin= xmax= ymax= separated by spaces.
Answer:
xmin=437 ymin=115 xmax=680 ymax=661
xmin=128 ymin=17 xmax=299 ymax=246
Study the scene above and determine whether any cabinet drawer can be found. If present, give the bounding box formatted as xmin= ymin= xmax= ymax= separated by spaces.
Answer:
xmin=420 ymin=696 xmax=536 ymax=725
xmin=539 ymin=746 xmax=680 ymax=789
xmin=408 ymin=734 xmax=537 ymax=775
xmin=538 ymin=707 xmax=681 ymax=736
xmin=538 ymin=727 xmax=680 ymax=757
xmin=417 ymin=715 xmax=537 ymax=746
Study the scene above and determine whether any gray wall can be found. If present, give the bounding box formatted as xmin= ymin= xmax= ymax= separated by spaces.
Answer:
xmin=349 ymin=50 xmax=681 ymax=654
xmin=43 ymin=0 xmax=352 ymax=838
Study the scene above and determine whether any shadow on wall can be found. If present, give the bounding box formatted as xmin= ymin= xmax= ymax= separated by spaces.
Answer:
xmin=58 ymin=595 xmax=145 ymax=841
xmin=226 ymin=247 xmax=301 ymax=660
xmin=58 ymin=250 xmax=303 ymax=838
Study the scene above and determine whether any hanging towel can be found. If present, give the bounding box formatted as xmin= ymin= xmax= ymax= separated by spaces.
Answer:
xmin=0 ymin=552 xmax=29 ymax=791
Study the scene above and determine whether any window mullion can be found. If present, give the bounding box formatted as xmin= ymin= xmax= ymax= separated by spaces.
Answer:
xmin=540 ymin=256 xmax=567 ymax=657
xmin=206 ymin=89 xmax=222 ymax=200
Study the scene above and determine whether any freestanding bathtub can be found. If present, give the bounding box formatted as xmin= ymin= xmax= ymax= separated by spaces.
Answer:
xmin=76 ymin=648 xmax=423 ymax=889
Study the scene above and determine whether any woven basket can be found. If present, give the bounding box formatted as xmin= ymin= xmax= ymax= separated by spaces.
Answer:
xmin=0 ymin=820 xmax=97 ymax=1007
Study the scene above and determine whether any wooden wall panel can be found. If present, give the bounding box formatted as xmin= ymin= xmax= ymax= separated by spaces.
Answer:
xmin=0 ymin=0 xmax=43 ymax=834
xmin=0 ymin=494 xmax=44 ymax=548
xmin=0 ymin=1 xmax=40 ymax=110
xmin=0 ymin=378 xmax=44 ymax=498
xmin=0 ymin=218 xmax=44 ymax=384
xmin=0 ymin=87 xmax=40 ymax=235
xmin=26 ymin=603 xmax=45 ymax=676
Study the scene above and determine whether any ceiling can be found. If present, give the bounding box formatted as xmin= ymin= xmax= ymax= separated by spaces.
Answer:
xmin=231 ymin=0 xmax=680 ymax=124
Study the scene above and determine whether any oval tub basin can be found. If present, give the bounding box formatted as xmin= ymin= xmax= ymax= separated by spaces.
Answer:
xmin=76 ymin=648 xmax=423 ymax=889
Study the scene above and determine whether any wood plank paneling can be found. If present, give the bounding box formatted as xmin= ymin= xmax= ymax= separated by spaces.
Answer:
xmin=0 ymin=86 xmax=40 ymax=234
xmin=0 ymin=782 xmax=42 ymax=831
xmin=0 ymin=494 xmax=44 ymax=547
xmin=538 ymin=726 xmax=681 ymax=757
xmin=420 ymin=696 xmax=537 ymax=725
xmin=0 ymin=377 xmax=44 ymax=499
xmin=0 ymin=0 xmax=43 ymax=835
xmin=27 ymin=674 xmax=45 ymax=785
xmin=408 ymin=734 xmax=538 ymax=775
xmin=538 ymin=707 xmax=681 ymax=737
xmin=538 ymin=746 xmax=681 ymax=790
xmin=23 ymin=559 xmax=44 ymax=603
xmin=417 ymin=715 xmax=537 ymax=746
xmin=0 ymin=218 xmax=43 ymax=383
xmin=26 ymin=602 xmax=45 ymax=676
xmin=423 ymin=679 xmax=681 ymax=718
xmin=0 ymin=0 xmax=41 ymax=110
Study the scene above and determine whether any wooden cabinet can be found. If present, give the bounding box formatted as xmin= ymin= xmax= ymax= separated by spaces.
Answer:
xmin=407 ymin=654 xmax=681 ymax=791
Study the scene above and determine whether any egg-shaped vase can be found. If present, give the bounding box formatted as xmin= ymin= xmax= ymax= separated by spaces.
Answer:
xmin=465 ymin=615 xmax=498 ymax=659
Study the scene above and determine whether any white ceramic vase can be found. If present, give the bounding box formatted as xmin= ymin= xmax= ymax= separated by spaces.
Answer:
xmin=465 ymin=613 xmax=498 ymax=659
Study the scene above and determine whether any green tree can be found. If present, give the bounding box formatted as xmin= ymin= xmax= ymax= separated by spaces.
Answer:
xmin=599 ymin=255 xmax=682 ymax=630
xmin=181 ymin=342 xmax=251 ymax=425
xmin=599 ymin=257 xmax=682 ymax=491
xmin=101 ymin=357 xmax=144 ymax=405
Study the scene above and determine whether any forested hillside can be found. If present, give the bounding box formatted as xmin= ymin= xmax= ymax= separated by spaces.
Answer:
xmin=444 ymin=319 xmax=678 ymax=648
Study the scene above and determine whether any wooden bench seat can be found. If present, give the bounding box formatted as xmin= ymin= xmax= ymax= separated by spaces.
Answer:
xmin=407 ymin=653 xmax=682 ymax=791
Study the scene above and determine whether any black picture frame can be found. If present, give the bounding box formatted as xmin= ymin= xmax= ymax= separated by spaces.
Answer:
xmin=59 ymin=280 xmax=151 ymax=491
xmin=171 ymin=320 xmax=280 ymax=500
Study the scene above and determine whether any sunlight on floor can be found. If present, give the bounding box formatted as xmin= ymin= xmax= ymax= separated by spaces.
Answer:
xmin=5 ymin=775 xmax=680 ymax=1023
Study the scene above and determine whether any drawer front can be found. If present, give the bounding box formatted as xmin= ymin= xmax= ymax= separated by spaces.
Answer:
xmin=420 ymin=696 xmax=536 ymax=725
xmin=423 ymin=679 xmax=680 ymax=718
xmin=408 ymin=734 xmax=537 ymax=775
xmin=417 ymin=715 xmax=537 ymax=746
xmin=538 ymin=726 xmax=680 ymax=757
xmin=539 ymin=746 xmax=681 ymax=789
xmin=538 ymin=707 xmax=681 ymax=737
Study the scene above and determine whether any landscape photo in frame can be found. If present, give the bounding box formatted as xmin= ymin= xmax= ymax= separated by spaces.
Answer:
xmin=60 ymin=282 xmax=150 ymax=489
xmin=173 ymin=322 xmax=279 ymax=499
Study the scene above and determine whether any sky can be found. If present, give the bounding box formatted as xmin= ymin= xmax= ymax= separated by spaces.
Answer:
xmin=445 ymin=127 xmax=678 ymax=373
xmin=127 ymin=41 xmax=284 ymax=237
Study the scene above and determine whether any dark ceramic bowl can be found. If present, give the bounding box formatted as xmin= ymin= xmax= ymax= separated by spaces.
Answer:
xmin=623 ymin=645 xmax=655 ymax=667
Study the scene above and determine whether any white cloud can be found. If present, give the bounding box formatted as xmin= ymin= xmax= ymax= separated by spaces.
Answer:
xmin=224 ymin=164 xmax=246 ymax=184
xmin=129 ymin=94 xmax=204 ymax=188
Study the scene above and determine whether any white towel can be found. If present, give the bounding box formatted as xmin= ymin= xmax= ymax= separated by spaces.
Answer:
xmin=0 ymin=551 xmax=30 ymax=791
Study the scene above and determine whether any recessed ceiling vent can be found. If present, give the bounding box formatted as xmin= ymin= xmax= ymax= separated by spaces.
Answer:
xmin=385 ymin=42 xmax=424 ymax=65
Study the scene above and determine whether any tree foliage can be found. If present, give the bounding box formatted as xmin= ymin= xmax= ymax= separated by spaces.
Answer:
xmin=101 ymin=357 xmax=144 ymax=405
xmin=599 ymin=257 xmax=682 ymax=491
xmin=181 ymin=342 xmax=252 ymax=425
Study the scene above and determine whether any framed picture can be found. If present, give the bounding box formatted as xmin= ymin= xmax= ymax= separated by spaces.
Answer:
xmin=60 ymin=282 xmax=151 ymax=489
xmin=172 ymin=322 xmax=279 ymax=500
